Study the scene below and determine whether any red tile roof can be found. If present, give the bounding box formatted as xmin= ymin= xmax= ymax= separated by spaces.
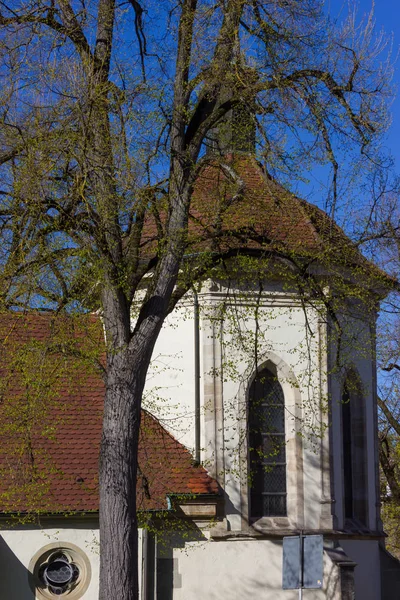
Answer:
xmin=142 ymin=154 xmax=393 ymax=289
xmin=0 ymin=313 xmax=218 ymax=515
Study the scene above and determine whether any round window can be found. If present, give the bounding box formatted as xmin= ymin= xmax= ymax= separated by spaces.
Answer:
xmin=29 ymin=543 xmax=91 ymax=599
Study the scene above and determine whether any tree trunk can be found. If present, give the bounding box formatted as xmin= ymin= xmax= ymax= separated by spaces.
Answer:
xmin=98 ymin=288 xmax=169 ymax=600
xmin=99 ymin=346 xmax=143 ymax=600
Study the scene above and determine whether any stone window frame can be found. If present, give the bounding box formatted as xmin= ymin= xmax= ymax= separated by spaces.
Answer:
xmin=239 ymin=353 xmax=304 ymax=532
xmin=28 ymin=542 xmax=91 ymax=600
xmin=248 ymin=366 xmax=287 ymax=518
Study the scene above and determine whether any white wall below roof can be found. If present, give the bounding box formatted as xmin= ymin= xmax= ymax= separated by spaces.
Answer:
xmin=161 ymin=535 xmax=343 ymax=600
xmin=0 ymin=523 xmax=383 ymax=600
xmin=145 ymin=284 xmax=330 ymax=529
xmin=145 ymin=285 xmax=323 ymax=451
xmin=219 ymin=296 xmax=322 ymax=520
xmin=0 ymin=526 xmax=101 ymax=599
xmin=144 ymin=298 xmax=196 ymax=451
xmin=146 ymin=284 xmax=381 ymax=538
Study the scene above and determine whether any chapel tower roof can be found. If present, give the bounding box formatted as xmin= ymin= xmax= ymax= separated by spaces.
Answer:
xmin=143 ymin=153 xmax=394 ymax=295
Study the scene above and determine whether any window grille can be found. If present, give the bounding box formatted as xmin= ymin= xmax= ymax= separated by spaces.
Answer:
xmin=342 ymin=375 xmax=367 ymax=525
xmin=249 ymin=368 xmax=287 ymax=518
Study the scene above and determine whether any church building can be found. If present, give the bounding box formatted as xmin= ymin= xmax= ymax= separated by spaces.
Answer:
xmin=0 ymin=148 xmax=399 ymax=599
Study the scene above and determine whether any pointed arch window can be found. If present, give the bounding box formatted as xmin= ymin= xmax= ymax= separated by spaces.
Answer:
xmin=248 ymin=367 xmax=287 ymax=518
xmin=342 ymin=374 xmax=368 ymax=525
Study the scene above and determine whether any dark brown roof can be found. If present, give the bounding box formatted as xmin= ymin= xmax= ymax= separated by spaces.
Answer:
xmin=0 ymin=313 xmax=218 ymax=515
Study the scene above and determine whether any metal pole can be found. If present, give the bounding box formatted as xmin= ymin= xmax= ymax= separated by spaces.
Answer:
xmin=193 ymin=289 xmax=201 ymax=465
xmin=299 ymin=531 xmax=303 ymax=600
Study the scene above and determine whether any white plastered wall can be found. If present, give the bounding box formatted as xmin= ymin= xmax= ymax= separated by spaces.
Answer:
xmin=146 ymin=281 xmax=329 ymax=532
xmin=143 ymin=296 xmax=197 ymax=451
xmin=0 ymin=525 xmax=347 ymax=600
xmin=0 ymin=525 xmax=101 ymax=599
xmin=164 ymin=535 xmax=342 ymax=600
xmin=0 ymin=526 xmax=149 ymax=599
xmin=211 ymin=293 xmax=322 ymax=530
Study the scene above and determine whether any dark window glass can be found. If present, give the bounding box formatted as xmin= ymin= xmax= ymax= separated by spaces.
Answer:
xmin=342 ymin=384 xmax=353 ymax=519
xmin=262 ymin=494 xmax=287 ymax=517
xmin=341 ymin=375 xmax=367 ymax=525
xmin=249 ymin=368 xmax=287 ymax=518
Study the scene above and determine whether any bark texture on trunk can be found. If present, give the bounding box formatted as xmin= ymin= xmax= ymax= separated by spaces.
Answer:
xmin=98 ymin=288 xmax=169 ymax=600
xmin=99 ymin=349 xmax=142 ymax=600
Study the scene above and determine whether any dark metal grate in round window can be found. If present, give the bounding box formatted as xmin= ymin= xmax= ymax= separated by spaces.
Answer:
xmin=39 ymin=552 xmax=80 ymax=596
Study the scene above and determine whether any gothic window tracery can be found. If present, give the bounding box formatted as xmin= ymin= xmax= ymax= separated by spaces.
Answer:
xmin=29 ymin=542 xmax=91 ymax=600
xmin=248 ymin=367 xmax=287 ymax=518
xmin=341 ymin=372 xmax=368 ymax=526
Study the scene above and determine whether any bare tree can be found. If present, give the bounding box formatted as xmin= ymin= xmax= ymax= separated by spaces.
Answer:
xmin=0 ymin=0 xmax=394 ymax=597
xmin=378 ymin=366 xmax=400 ymax=556
xmin=353 ymin=184 xmax=400 ymax=554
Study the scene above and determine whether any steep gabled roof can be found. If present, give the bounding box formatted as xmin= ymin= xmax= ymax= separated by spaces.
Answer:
xmin=142 ymin=154 xmax=393 ymax=291
xmin=0 ymin=313 xmax=218 ymax=515
xmin=190 ymin=155 xmax=390 ymax=277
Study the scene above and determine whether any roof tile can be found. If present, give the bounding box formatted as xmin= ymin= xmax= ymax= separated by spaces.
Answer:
xmin=0 ymin=313 xmax=218 ymax=515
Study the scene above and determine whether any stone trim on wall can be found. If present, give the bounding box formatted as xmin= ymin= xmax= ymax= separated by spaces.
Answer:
xmin=237 ymin=352 xmax=305 ymax=532
xmin=28 ymin=542 xmax=91 ymax=600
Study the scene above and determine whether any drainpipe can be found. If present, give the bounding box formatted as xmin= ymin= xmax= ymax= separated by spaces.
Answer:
xmin=194 ymin=289 xmax=201 ymax=465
